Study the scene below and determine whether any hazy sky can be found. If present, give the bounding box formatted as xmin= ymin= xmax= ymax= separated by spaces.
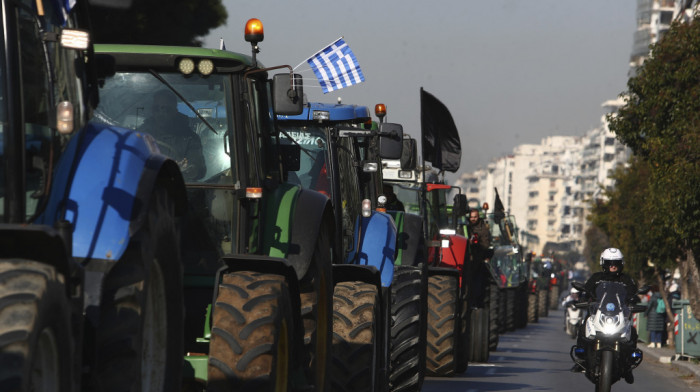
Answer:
xmin=203 ymin=0 xmax=637 ymax=180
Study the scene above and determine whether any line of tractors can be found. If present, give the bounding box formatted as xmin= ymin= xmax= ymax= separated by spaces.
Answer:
xmin=0 ymin=2 xmax=566 ymax=391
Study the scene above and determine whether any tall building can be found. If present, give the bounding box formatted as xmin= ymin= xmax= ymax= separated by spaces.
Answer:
xmin=630 ymin=0 xmax=677 ymax=76
xmin=455 ymin=103 xmax=629 ymax=256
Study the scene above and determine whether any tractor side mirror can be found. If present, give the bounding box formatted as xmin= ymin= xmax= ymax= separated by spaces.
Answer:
xmin=378 ymin=122 xmax=403 ymax=159
xmin=453 ymin=194 xmax=467 ymax=217
xmin=272 ymin=73 xmax=303 ymax=115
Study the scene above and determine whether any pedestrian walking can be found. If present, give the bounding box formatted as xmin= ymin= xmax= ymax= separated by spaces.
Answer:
xmin=645 ymin=288 xmax=666 ymax=348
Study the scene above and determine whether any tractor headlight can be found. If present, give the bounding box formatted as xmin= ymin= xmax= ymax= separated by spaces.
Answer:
xmin=198 ymin=59 xmax=214 ymax=75
xmin=178 ymin=58 xmax=195 ymax=75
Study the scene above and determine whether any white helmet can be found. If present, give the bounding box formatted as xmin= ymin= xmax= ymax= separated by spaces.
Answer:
xmin=570 ymin=286 xmax=579 ymax=294
xmin=600 ymin=247 xmax=624 ymax=275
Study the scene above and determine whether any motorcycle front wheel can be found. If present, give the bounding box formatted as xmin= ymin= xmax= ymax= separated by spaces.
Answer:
xmin=596 ymin=350 xmax=613 ymax=392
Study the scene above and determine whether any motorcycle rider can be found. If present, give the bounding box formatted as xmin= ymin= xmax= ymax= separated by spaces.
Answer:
xmin=562 ymin=286 xmax=580 ymax=308
xmin=571 ymin=248 xmax=639 ymax=384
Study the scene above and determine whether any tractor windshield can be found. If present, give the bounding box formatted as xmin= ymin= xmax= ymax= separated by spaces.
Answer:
xmin=278 ymin=125 xmax=331 ymax=197
xmin=95 ymin=72 xmax=233 ymax=183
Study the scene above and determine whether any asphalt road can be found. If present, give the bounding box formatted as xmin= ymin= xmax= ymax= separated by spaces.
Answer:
xmin=423 ymin=306 xmax=698 ymax=391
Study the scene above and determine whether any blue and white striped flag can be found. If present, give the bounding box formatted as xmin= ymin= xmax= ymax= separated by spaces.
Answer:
xmin=306 ymin=38 xmax=365 ymax=94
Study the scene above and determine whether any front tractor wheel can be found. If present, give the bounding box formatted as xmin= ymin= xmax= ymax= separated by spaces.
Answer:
xmin=331 ymin=281 xmax=380 ymax=392
xmin=0 ymin=260 xmax=74 ymax=392
xmin=207 ymin=271 xmax=293 ymax=392
xmin=425 ymin=274 xmax=459 ymax=376
xmin=390 ymin=265 xmax=426 ymax=392
xmin=92 ymin=186 xmax=183 ymax=392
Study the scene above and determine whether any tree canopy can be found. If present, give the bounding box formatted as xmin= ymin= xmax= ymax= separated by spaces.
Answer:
xmin=597 ymin=16 xmax=700 ymax=317
xmin=609 ymin=17 xmax=700 ymax=263
xmin=88 ymin=0 xmax=228 ymax=46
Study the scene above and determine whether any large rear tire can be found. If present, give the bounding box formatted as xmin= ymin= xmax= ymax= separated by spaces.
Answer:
xmin=389 ymin=266 xmax=426 ymax=392
xmin=505 ymin=289 xmax=516 ymax=332
xmin=207 ymin=271 xmax=293 ymax=392
xmin=468 ymin=307 xmax=490 ymax=363
xmin=0 ymin=260 xmax=74 ymax=392
xmin=528 ymin=292 xmax=538 ymax=323
xmin=487 ymin=283 xmax=499 ymax=351
xmin=93 ymin=185 xmax=183 ymax=392
xmin=597 ymin=350 xmax=613 ymax=392
xmin=514 ymin=284 xmax=528 ymax=329
xmin=550 ymin=285 xmax=560 ymax=310
xmin=331 ymin=281 xmax=379 ymax=392
xmin=455 ymin=293 xmax=469 ymax=374
xmin=425 ymin=274 xmax=458 ymax=376
xmin=497 ymin=287 xmax=507 ymax=334
xmin=538 ymin=288 xmax=549 ymax=318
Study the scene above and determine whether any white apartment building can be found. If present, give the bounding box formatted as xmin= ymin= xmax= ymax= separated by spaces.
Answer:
xmin=630 ymin=0 xmax=677 ymax=76
xmin=579 ymin=99 xmax=631 ymax=237
xmin=454 ymin=103 xmax=629 ymax=256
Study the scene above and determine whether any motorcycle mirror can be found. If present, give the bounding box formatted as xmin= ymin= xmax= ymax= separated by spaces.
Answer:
xmin=574 ymin=302 xmax=589 ymax=310
xmin=630 ymin=304 xmax=647 ymax=313
xmin=571 ymin=281 xmax=586 ymax=292
xmin=637 ymin=285 xmax=651 ymax=295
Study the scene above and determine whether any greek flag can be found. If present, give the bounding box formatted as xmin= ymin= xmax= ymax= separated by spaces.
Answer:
xmin=306 ymin=38 xmax=365 ymax=94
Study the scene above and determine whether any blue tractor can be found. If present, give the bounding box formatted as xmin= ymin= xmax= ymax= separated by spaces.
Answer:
xmin=0 ymin=1 xmax=187 ymax=391
xmin=277 ymin=102 xmax=426 ymax=392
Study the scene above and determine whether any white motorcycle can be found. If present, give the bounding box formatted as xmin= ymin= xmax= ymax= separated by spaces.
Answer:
xmin=563 ymin=288 xmax=583 ymax=339
xmin=570 ymin=281 xmax=648 ymax=392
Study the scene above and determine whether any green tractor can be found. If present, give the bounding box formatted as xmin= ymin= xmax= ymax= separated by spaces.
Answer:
xmin=94 ymin=19 xmax=335 ymax=392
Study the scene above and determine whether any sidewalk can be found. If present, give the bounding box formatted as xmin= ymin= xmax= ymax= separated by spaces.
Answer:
xmin=639 ymin=343 xmax=700 ymax=381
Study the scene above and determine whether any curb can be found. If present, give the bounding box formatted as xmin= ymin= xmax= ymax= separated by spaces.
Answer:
xmin=639 ymin=344 xmax=700 ymax=380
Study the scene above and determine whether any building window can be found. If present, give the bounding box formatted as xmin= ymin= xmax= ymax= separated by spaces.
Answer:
xmin=660 ymin=11 xmax=673 ymax=25
xmin=527 ymin=220 xmax=537 ymax=231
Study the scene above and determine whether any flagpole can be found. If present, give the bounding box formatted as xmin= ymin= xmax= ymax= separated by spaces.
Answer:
xmin=293 ymin=36 xmax=344 ymax=70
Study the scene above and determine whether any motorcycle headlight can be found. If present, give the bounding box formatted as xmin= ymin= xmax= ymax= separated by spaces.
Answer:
xmin=598 ymin=314 xmax=623 ymax=335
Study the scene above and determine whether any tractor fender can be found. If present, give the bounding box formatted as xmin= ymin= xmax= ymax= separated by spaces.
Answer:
xmin=332 ymin=264 xmax=381 ymax=289
xmin=36 ymin=121 xmax=186 ymax=262
xmin=439 ymin=234 xmax=468 ymax=271
xmin=390 ymin=212 xmax=425 ymax=268
xmin=428 ymin=266 xmax=461 ymax=279
xmin=265 ymin=187 xmax=333 ymax=281
xmin=346 ymin=211 xmax=397 ymax=287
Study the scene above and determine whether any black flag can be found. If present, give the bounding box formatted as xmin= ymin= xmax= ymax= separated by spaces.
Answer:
xmin=493 ymin=187 xmax=505 ymax=224
xmin=420 ymin=87 xmax=462 ymax=172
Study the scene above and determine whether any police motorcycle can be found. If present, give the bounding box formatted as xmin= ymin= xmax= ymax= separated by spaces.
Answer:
xmin=562 ymin=286 xmax=583 ymax=338
xmin=570 ymin=281 xmax=649 ymax=392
